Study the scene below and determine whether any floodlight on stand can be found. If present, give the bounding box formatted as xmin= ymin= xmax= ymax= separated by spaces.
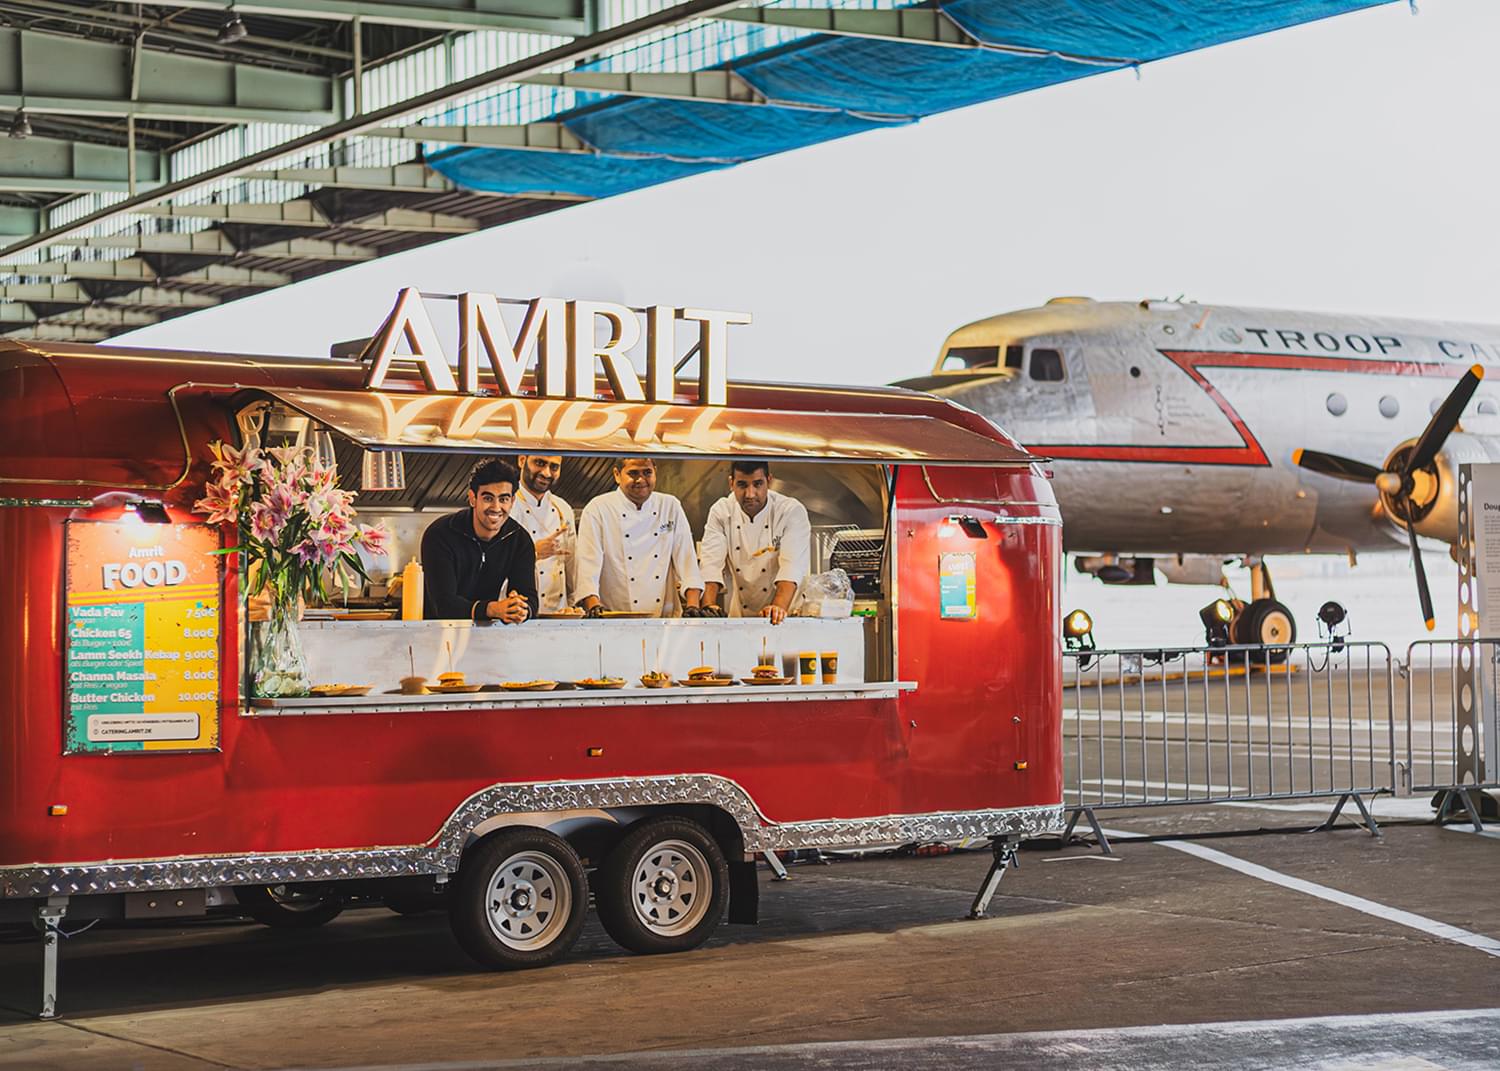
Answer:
xmin=1317 ymin=600 xmax=1349 ymax=644
xmin=216 ymin=11 xmax=248 ymax=44
xmin=8 ymin=108 xmax=31 ymax=140
xmin=360 ymin=449 xmax=405 ymax=491
xmin=1199 ymin=598 xmax=1234 ymax=648
xmin=1063 ymin=608 xmax=1095 ymax=652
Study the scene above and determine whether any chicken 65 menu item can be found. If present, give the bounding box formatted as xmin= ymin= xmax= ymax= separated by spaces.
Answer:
xmin=63 ymin=520 xmax=222 ymax=754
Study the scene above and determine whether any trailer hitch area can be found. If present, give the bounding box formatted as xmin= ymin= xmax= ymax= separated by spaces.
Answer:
xmin=33 ymin=896 xmax=69 ymax=1020
xmin=967 ymin=835 xmax=1022 ymax=920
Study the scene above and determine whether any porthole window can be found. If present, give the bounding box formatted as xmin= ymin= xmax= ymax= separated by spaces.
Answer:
xmin=1129 ymin=366 xmax=1142 ymax=378
xmin=1431 ymin=398 xmax=1444 ymax=415
xmin=1379 ymin=396 xmax=1400 ymax=419
xmin=1479 ymin=398 xmax=1498 ymax=415
xmin=1326 ymin=393 xmax=1348 ymax=416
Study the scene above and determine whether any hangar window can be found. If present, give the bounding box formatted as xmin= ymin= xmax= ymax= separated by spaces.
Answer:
xmin=941 ymin=346 xmax=998 ymax=370
xmin=1029 ymin=348 xmax=1065 ymax=381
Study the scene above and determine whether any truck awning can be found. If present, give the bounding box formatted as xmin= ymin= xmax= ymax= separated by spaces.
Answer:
xmin=260 ymin=388 xmax=1036 ymax=466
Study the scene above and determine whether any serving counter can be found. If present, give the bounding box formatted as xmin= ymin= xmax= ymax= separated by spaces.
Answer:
xmin=258 ymin=617 xmax=877 ymax=715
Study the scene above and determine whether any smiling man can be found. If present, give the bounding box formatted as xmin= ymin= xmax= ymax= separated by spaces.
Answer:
xmin=511 ymin=454 xmax=576 ymax=615
xmin=574 ymin=456 xmax=703 ymax=618
xmin=419 ymin=458 xmax=538 ymax=623
xmin=699 ymin=460 xmax=810 ymax=624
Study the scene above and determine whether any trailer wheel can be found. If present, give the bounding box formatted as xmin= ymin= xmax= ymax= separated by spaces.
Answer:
xmin=1234 ymin=598 xmax=1295 ymax=664
xmin=596 ymin=817 xmax=728 ymax=955
xmin=236 ymin=884 xmax=345 ymax=929
xmin=449 ymin=828 xmax=587 ymax=969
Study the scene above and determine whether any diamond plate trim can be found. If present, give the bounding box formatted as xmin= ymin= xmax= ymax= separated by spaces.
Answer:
xmin=0 ymin=774 xmax=1063 ymax=898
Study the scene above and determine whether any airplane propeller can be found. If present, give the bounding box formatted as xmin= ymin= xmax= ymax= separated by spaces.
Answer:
xmin=1292 ymin=364 xmax=1485 ymax=631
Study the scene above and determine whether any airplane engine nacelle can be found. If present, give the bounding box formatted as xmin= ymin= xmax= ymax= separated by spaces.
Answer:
xmin=1380 ymin=432 xmax=1500 ymax=543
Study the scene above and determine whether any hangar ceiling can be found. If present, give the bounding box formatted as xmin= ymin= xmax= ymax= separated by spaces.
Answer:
xmin=0 ymin=0 xmax=1391 ymax=343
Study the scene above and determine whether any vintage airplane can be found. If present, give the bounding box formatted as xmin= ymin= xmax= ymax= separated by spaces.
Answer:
xmin=895 ymin=298 xmax=1500 ymax=644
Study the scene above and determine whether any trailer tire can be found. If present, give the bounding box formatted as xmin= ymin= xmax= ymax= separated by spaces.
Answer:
xmin=449 ymin=828 xmax=587 ymax=970
xmin=236 ymin=884 xmax=345 ymax=929
xmin=596 ymin=817 xmax=729 ymax=955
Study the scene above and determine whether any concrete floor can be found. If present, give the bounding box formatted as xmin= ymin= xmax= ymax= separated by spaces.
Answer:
xmin=2 ymin=801 xmax=1497 ymax=1070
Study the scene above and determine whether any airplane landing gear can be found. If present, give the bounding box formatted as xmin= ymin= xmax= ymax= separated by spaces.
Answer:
xmin=1232 ymin=559 xmax=1295 ymax=663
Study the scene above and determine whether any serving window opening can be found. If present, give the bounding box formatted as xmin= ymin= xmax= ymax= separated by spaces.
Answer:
xmin=232 ymin=400 xmax=899 ymax=706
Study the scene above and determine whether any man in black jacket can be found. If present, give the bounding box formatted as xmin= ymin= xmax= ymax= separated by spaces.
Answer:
xmin=420 ymin=458 xmax=539 ymax=623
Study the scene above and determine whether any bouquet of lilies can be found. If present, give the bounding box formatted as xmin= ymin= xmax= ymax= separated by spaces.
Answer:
xmin=195 ymin=440 xmax=390 ymax=609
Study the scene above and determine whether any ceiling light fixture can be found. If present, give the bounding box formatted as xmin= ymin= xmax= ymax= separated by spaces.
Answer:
xmin=216 ymin=11 xmax=248 ymax=45
xmin=8 ymin=108 xmax=31 ymax=140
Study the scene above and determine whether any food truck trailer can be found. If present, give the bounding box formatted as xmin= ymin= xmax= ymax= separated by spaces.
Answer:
xmin=0 ymin=291 xmax=1063 ymax=1018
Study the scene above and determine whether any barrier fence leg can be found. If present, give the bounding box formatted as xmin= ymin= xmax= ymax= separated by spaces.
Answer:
xmin=1316 ymin=794 xmax=1381 ymax=838
xmin=1063 ymin=807 xmax=1114 ymax=856
xmin=968 ymin=835 xmax=1021 ymax=919
xmin=33 ymin=898 xmax=66 ymax=1020
xmin=762 ymin=850 xmax=790 ymax=881
xmin=1435 ymin=788 xmax=1486 ymax=832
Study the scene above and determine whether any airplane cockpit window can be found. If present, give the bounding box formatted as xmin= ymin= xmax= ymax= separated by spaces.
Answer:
xmin=941 ymin=345 xmax=999 ymax=370
xmin=1029 ymin=348 xmax=1065 ymax=381
xmin=1004 ymin=345 xmax=1024 ymax=370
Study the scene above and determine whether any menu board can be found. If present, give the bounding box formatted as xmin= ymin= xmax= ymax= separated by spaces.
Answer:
xmin=63 ymin=520 xmax=222 ymax=754
xmin=939 ymin=552 xmax=977 ymax=620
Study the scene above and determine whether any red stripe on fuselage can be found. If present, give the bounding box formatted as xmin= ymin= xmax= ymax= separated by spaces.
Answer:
xmin=1032 ymin=350 xmax=1473 ymax=467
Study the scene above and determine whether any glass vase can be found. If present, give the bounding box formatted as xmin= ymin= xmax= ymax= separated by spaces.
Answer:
xmin=250 ymin=596 xmax=310 ymax=698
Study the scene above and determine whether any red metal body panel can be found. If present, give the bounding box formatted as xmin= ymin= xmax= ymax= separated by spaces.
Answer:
xmin=0 ymin=342 xmax=1060 ymax=874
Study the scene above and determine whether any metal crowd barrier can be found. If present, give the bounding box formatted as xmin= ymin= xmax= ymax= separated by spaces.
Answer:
xmin=1402 ymin=639 xmax=1500 ymax=829
xmin=1061 ymin=641 xmax=1398 ymax=852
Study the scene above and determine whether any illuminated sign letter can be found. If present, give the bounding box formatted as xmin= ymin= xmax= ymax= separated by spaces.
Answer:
xmin=679 ymin=308 xmax=751 ymax=407
xmin=645 ymin=306 xmax=676 ymax=404
xmin=520 ymin=298 xmax=568 ymax=398
xmin=459 ymin=292 xmax=529 ymax=396
xmin=569 ymin=301 xmax=645 ymax=402
xmin=364 ymin=287 xmax=457 ymax=393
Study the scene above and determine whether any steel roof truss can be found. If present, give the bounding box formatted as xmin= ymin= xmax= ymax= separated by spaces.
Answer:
xmin=137 ymin=202 xmax=479 ymax=233
xmin=0 ymin=281 xmax=89 ymax=303
xmin=61 ymin=231 xmax=377 ymax=261
xmin=364 ymin=122 xmax=590 ymax=153
xmin=714 ymin=7 xmax=976 ymax=50
xmin=242 ymin=165 xmax=456 ymax=193
xmin=0 ymin=136 xmax=164 ymax=195
xmin=110 ymin=0 xmax=590 ymax=37
xmin=516 ymin=69 xmax=763 ymax=106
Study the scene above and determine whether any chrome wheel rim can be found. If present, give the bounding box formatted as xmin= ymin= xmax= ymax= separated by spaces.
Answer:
xmin=484 ymin=850 xmax=571 ymax=950
xmin=629 ymin=839 xmax=711 ymax=937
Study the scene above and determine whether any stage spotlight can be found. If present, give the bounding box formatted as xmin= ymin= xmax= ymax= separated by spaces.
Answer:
xmin=1199 ymin=598 xmax=1234 ymax=648
xmin=217 ymin=12 xmax=248 ymax=45
xmin=1063 ymin=608 xmax=1095 ymax=652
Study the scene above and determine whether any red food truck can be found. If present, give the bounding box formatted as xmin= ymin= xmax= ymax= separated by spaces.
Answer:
xmin=0 ymin=291 xmax=1062 ymax=1018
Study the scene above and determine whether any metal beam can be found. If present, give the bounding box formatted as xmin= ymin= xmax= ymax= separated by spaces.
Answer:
xmin=64 ymin=231 xmax=377 ymax=261
xmin=242 ymin=164 xmax=457 ymax=193
xmin=0 ymin=302 xmax=35 ymax=323
xmin=102 ymin=286 xmax=219 ymax=309
xmin=137 ymin=202 xmax=479 ymax=234
xmin=713 ymin=8 xmax=976 ymax=49
xmin=3 ymin=323 xmax=110 ymax=342
xmin=1 ymin=0 xmax=749 ymax=260
xmin=0 ymin=281 xmax=89 ymax=303
xmin=0 ymin=27 xmax=338 ymax=125
xmin=365 ymin=123 xmax=590 ymax=153
xmin=0 ymin=136 xmax=163 ymax=196
xmin=0 ymin=258 xmax=292 ymax=286
xmin=162 ymin=264 xmax=292 ymax=287
xmin=111 ymin=0 xmax=589 ymax=37
xmin=40 ymin=306 xmax=161 ymax=328
xmin=0 ymin=205 xmax=40 ymax=237
xmin=515 ymin=69 xmax=764 ymax=106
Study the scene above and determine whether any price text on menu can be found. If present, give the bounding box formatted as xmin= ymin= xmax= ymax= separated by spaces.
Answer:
xmin=63 ymin=520 xmax=222 ymax=754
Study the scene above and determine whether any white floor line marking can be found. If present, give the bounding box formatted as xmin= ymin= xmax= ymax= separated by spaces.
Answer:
xmin=1101 ymin=828 xmax=1500 ymax=959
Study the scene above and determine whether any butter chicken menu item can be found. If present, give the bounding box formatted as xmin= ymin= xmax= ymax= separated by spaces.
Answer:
xmin=63 ymin=520 xmax=222 ymax=754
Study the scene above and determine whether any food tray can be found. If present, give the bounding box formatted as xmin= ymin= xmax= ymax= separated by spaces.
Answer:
xmin=573 ymin=678 xmax=626 ymax=690
xmin=741 ymin=676 xmax=795 ymax=686
xmin=499 ymin=680 xmax=558 ymax=691
xmin=679 ymin=677 xmax=736 ymax=687
xmin=310 ymin=684 xmax=374 ymax=697
xmin=428 ymin=682 xmax=483 ymax=694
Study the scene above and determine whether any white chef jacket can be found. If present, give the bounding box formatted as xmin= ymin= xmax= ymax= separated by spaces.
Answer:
xmin=510 ymin=485 xmax=576 ymax=614
xmin=575 ymin=489 xmax=704 ymax=617
xmin=698 ymin=490 xmax=811 ymax=617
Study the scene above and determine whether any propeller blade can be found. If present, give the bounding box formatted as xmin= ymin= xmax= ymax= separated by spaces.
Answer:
xmin=1404 ymin=511 xmax=1436 ymax=632
xmin=1405 ymin=364 xmax=1485 ymax=477
xmin=1292 ymin=448 xmax=1382 ymax=484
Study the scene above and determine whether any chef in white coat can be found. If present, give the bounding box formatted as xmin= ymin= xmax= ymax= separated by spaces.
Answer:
xmin=510 ymin=454 xmax=575 ymax=614
xmin=575 ymin=457 xmax=704 ymax=617
xmin=699 ymin=459 xmax=811 ymax=625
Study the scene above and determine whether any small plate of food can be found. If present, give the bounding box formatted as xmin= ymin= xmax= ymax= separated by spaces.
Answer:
xmin=499 ymin=680 xmax=558 ymax=691
xmin=538 ymin=608 xmax=587 ymax=619
xmin=310 ymin=683 xmax=374 ymax=697
xmin=428 ymin=672 xmax=483 ymax=694
xmin=574 ymin=677 xmax=626 ymax=690
xmin=741 ymin=664 xmax=794 ymax=686
xmin=679 ymin=666 xmax=735 ymax=687
xmin=640 ymin=670 xmax=673 ymax=689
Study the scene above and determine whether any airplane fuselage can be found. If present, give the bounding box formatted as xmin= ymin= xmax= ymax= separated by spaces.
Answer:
xmin=900 ymin=299 xmax=1500 ymax=557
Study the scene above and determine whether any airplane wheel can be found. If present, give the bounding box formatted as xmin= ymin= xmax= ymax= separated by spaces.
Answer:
xmin=1234 ymin=598 xmax=1295 ymax=664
